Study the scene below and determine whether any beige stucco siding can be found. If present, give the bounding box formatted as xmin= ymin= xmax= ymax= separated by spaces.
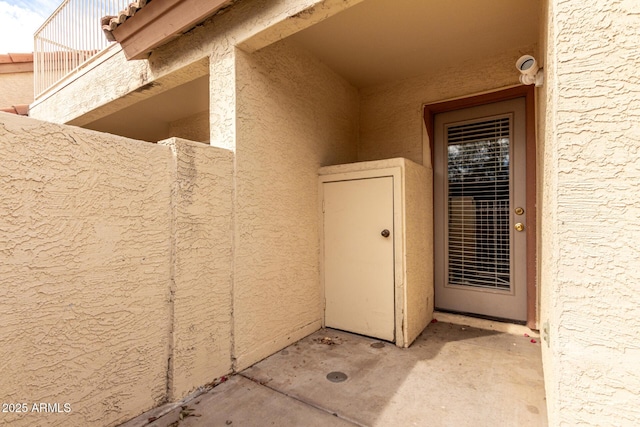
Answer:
xmin=233 ymin=39 xmax=359 ymax=370
xmin=29 ymin=0 xmax=360 ymax=127
xmin=537 ymin=0 xmax=556 ymax=422
xmin=0 ymin=117 xmax=235 ymax=425
xmin=169 ymin=112 xmax=210 ymax=143
xmin=403 ymin=159 xmax=434 ymax=345
xmin=0 ymin=72 xmax=33 ymax=106
xmin=358 ymin=47 xmax=535 ymax=165
xmin=0 ymin=113 xmax=172 ymax=426
xmin=161 ymin=138 xmax=234 ymax=399
xmin=540 ymin=0 xmax=640 ymax=425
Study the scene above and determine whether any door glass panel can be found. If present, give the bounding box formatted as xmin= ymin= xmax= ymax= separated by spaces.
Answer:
xmin=447 ymin=117 xmax=511 ymax=290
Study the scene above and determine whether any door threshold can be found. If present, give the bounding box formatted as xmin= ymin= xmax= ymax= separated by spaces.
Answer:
xmin=323 ymin=326 xmax=395 ymax=345
xmin=433 ymin=310 xmax=539 ymax=337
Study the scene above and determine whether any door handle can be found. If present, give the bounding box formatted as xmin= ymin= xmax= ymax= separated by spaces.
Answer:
xmin=381 ymin=229 xmax=390 ymax=238
xmin=514 ymin=223 xmax=525 ymax=232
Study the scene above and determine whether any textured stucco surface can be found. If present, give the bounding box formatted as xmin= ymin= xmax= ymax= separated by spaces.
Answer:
xmin=358 ymin=46 xmax=536 ymax=165
xmin=25 ymin=0 xmax=640 ymax=424
xmin=30 ymin=0 xmax=358 ymax=128
xmin=30 ymin=46 xmax=164 ymax=125
xmin=0 ymin=72 xmax=33 ymax=106
xmin=0 ymin=113 xmax=172 ymax=426
xmin=539 ymin=0 xmax=640 ymax=425
xmin=403 ymin=159 xmax=433 ymax=345
xmin=538 ymin=0 xmax=555 ymax=422
xmin=233 ymin=39 xmax=359 ymax=370
xmin=0 ymin=116 xmax=236 ymax=425
xmin=160 ymin=138 xmax=234 ymax=399
xmin=168 ymin=111 xmax=210 ymax=143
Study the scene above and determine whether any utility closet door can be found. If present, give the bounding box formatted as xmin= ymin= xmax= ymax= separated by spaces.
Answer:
xmin=323 ymin=177 xmax=395 ymax=342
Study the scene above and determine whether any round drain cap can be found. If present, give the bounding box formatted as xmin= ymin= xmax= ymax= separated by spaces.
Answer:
xmin=370 ymin=342 xmax=385 ymax=349
xmin=326 ymin=371 xmax=348 ymax=383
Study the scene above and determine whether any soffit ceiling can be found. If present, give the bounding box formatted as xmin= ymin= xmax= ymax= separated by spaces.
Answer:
xmin=82 ymin=0 xmax=539 ymax=141
xmin=289 ymin=0 xmax=540 ymax=88
xmin=84 ymin=76 xmax=209 ymax=142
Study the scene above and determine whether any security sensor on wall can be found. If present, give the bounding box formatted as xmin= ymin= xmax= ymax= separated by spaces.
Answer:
xmin=516 ymin=55 xmax=544 ymax=87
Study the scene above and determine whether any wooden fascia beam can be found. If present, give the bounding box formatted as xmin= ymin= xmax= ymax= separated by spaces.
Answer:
xmin=112 ymin=0 xmax=231 ymax=60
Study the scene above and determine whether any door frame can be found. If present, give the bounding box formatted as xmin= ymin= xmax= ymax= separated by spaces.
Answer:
xmin=424 ymin=85 xmax=537 ymax=329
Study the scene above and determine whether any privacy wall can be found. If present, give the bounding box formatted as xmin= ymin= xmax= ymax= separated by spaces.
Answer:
xmin=0 ymin=115 xmax=233 ymax=426
xmin=539 ymin=0 xmax=640 ymax=425
xmin=160 ymin=137 xmax=234 ymax=401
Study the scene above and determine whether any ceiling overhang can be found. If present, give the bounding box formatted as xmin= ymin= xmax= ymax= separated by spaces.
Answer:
xmin=289 ymin=0 xmax=540 ymax=88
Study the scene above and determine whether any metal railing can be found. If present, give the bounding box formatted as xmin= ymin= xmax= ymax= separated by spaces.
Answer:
xmin=34 ymin=0 xmax=130 ymax=98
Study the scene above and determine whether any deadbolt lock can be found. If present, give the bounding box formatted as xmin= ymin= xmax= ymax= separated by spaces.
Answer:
xmin=514 ymin=223 xmax=525 ymax=232
xmin=515 ymin=207 xmax=525 ymax=215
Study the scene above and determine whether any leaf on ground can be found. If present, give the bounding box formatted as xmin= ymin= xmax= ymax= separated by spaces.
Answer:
xmin=179 ymin=406 xmax=200 ymax=420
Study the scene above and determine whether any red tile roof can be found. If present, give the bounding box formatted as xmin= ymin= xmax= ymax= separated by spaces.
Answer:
xmin=102 ymin=0 xmax=150 ymax=42
xmin=0 ymin=105 xmax=29 ymax=115
xmin=0 ymin=53 xmax=34 ymax=64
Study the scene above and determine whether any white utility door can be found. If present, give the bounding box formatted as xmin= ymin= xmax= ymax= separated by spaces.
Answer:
xmin=434 ymin=98 xmax=527 ymax=321
xmin=323 ymin=177 xmax=395 ymax=341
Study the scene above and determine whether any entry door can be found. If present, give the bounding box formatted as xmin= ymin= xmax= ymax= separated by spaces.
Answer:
xmin=434 ymin=98 xmax=527 ymax=321
xmin=323 ymin=177 xmax=395 ymax=341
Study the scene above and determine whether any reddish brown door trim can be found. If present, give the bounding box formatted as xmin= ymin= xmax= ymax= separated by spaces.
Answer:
xmin=424 ymin=86 xmax=538 ymax=329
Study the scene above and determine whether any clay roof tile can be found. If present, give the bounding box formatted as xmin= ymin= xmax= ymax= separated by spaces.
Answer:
xmin=101 ymin=0 xmax=149 ymax=40
xmin=0 ymin=104 xmax=29 ymax=115
xmin=0 ymin=53 xmax=34 ymax=64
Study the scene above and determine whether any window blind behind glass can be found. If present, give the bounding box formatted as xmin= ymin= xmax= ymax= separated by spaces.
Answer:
xmin=446 ymin=117 xmax=511 ymax=290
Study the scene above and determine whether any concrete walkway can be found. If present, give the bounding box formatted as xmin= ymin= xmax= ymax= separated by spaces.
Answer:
xmin=121 ymin=313 xmax=547 ymax=427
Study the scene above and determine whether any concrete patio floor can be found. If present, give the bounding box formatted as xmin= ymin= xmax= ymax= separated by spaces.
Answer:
xmin=121 ymin=313 xmax=547 ymax=427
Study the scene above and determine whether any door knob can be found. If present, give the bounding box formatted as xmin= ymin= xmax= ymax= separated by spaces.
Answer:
xmin=381 ymin=229 xmax=390 ymax=238
xmin=514 ymin=223 xmax=525 ymax=232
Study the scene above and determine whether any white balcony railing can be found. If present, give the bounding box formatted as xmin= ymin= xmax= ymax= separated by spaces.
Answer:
xmin=34 ymin=0 xmax=130 ymax=98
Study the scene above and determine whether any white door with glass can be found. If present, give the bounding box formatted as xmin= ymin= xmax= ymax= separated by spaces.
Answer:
xmin=434 ymin=98 xmax=527 ymax=321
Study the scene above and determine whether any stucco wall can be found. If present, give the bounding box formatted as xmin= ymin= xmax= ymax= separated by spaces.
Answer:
xmin=160 ymin=138 xmax=234 ymax=400
xmin=537 ymin=0 xmax=555 ymax=421
xmin=0 ymin=113 xmax=172 ymax=426
xmin=540 ymin=0 xmax=640 ymax=425
xmin=233 ymin=39 xmax=359 ymax=370
xmin=403 ymin=159 xmax=434 ymax=345
xmin=358 ymin=46 xmax=535 ymax=165
xmin=169 ymin=112 xmax=210 ymax=143
xmin=0 ymin=116 xmax=234 ymax=426
xmin=0 ymin=72 xmax=33 ymax=106
xmin=29 ymin=0 xmax=361 ymax=127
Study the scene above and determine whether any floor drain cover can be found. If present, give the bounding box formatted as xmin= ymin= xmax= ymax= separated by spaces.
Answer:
xmin=326 ymin=371 xmax=348 ymax=383
xmin=370 ymin=342 xmax=385 ymax=349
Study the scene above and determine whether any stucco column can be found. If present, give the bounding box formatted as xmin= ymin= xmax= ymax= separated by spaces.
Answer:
xmin=209 ymin=48 xmax=238 ymax=151
xmin=159 ymin=138 xmax=234 ymax=400
xmin=540 ymin=0 xmax=640 ymax=425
